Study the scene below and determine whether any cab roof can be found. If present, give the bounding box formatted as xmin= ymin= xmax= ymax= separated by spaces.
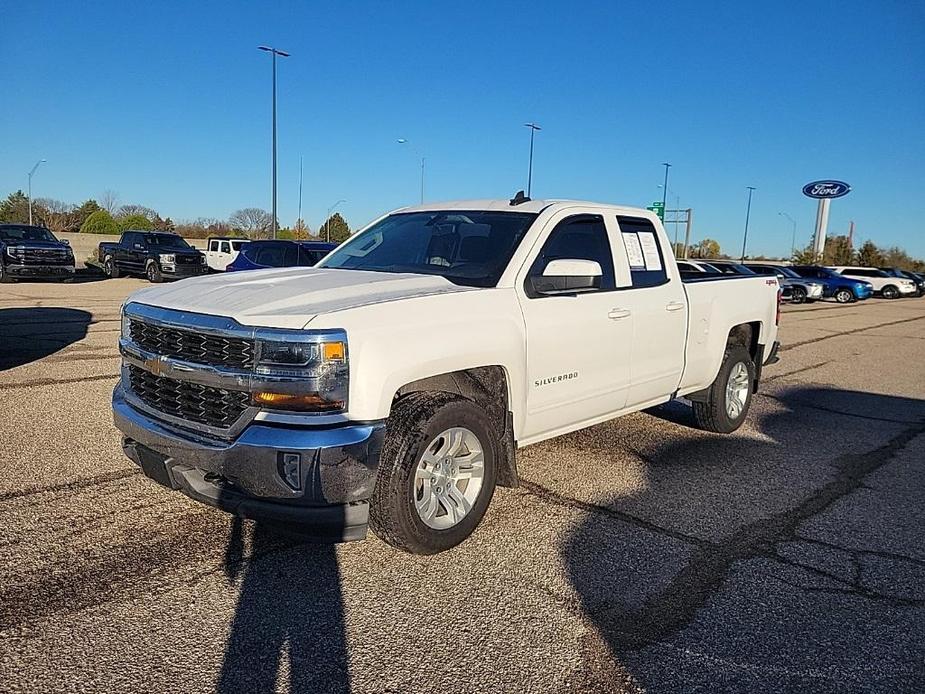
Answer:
xmin=395 ymin=199 xmax=654 ymax=217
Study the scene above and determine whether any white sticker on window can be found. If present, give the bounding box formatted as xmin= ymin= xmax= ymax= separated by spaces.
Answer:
xmin=638 ymin=232 xmax=662 ymax=271
xmin=623 ymin=233 xmax=645 ymax=269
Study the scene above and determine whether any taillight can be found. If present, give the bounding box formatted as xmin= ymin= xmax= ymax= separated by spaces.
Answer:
xmin=776 ymin=288 xmax=782 ymax=325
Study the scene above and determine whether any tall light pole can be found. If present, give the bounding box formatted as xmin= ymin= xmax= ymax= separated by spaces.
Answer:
xmin=741 ymin=186 xmax=756 ymax=261
xmin=396 ymin=139 xmax=425 ymax=204
xmin=297 ymin=154 xmax=303 ymax=229
xmin=258 ymin=45 xmax=290 ymax=239
xmin=324 ymin=199 xmax=346 ymax=242
xmin=524 ymin=123 xmax=541 ymax=198
xmin=779 ymin=211 xmax=797 ymax=259
xmin=660 ymin=162 xmax=672 ymax=214
xmin=27 ymin=159 xmax=47 ymax=226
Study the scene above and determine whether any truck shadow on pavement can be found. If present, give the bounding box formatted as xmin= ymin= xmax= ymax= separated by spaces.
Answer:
xmin=0 ymin=307 xmax=92 ymax=370
xmin=218 ymin=517 xmax=350 ymax=694
xmin=557 ymin=385 xmax=925 ymax=692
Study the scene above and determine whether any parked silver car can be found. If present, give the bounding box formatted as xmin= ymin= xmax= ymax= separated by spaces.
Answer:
xmin=744 ymin=263 xmax=825 ymax=303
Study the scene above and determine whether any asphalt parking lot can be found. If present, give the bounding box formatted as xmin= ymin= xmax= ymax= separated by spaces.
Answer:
xmin=1 ymin=277 xmax=923 ymax=693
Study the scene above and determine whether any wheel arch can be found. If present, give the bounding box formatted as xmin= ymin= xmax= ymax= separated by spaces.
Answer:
xmin=393 ymin=366 xmax=519 ymax=488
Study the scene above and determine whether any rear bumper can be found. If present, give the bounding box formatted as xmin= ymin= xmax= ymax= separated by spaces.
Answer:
xmin=113 ymin=385 xmax=385 ymax=541
xmin=5 ymin=262 xmax=75 ymax=278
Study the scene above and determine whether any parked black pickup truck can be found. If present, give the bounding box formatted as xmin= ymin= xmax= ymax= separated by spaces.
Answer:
xmin=0 ymin=224 xmax=76 ymax=283
xmin=99 ymin=231 xmax=206 ymax=283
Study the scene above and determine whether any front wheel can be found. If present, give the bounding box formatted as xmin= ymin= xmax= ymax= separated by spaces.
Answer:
xmin=0 ymin=263 xmax=12 ymax=283
xmin=790 ymin=286 xmax=807 ymax=304
xmin=369 ymin=392 xmax=498 ymax=554
xmin=881 ymin=284 xmax=899 ymax=300
xmin=146 ymin=261 xmax=163 ymax=283
xmin=691 ymin=344 xmax=755 ymax=434
xmin=834 ymin=287 xmax=854 ymax=303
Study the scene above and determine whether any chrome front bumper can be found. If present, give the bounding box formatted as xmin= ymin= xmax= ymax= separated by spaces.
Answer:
xmin=113 ymin=385 xmax=385 ymax=541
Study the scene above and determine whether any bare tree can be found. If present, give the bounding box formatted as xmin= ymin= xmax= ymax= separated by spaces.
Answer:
xmin=229 ymin=208 xmax=273 ymax=239
xmin=118 ymin=204 xmax=158 ymax=221
xmin=35 ymin=198 xmax=75 ymax=235
xmin=100 ymin=190 xmax=120 ymax=214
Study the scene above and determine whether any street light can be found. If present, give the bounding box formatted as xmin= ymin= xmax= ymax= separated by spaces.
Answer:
xmin=741 ymin=186 xmax=756 ymax=261
xmin=524 ymin=123 xmax=541 ymax=198
xmin=27 ymin=159 xmax=47 ymax=226
xmin=258 ymin=45 xmax=290 ymax=239
xmin=779 ymin=211 xmax=797 ymax=259
xmin=397 ymin=139 xmax=425 ymax=204
xmin=660 ymin=162 xmax=672 ymax=215
xmin=324 ymin=199 xmax=346 ymax=242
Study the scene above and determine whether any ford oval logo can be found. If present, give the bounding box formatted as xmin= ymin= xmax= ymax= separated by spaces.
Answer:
xmin=802 ymin=180 xmax=851 ymax=199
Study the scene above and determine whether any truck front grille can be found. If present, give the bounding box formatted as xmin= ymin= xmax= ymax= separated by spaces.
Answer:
xmin=129 ymin=319 xmax=254 ymax=369
xmin=128 ymin=365 xmax=249 ymax=429
xmin=12 ymin=248 xmax=71 ymax=264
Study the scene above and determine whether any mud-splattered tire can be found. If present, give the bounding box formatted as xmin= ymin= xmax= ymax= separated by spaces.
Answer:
xmin=691 ymin=344 xmax=755 ymax=434
xmin=369 ymin=392 xmax=498 ymax=555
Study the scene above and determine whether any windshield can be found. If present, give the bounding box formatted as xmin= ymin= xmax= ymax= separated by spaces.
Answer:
xmin=319 ymin=211 xmax=538 ymax=287
xmin=145 ymin=234 xmax=192 ymax=250
xmin=775 ymin=266 xmax=800 ymax=278
xmin=0 ymin=225 xmax=58 ymax=243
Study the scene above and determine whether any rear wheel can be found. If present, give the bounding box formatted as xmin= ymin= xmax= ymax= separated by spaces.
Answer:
xmin=103 ymin=256 xmax=120 ymax=278
xmin=881 ymin=284 xmax=899 ymax=300
xmin=691 ymin=344 xmax=755 ymax=434
xmin=146 ymin=261 xmax=163 ymax=283
xmin=370 ymin=392 xmax=498 ymax=554
xmin=790 ymin=286 xmax=807 ymax=304
xmin=834 ymin=287 xmax=854 ymax=303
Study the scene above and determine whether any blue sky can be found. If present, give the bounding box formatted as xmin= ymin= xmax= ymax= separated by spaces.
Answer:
xmin=2 ymin=1 xmax=923 ymax=257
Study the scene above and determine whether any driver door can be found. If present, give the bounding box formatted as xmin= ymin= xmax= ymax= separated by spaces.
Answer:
xmin=516 ymin=210 xmax=633 ymax=442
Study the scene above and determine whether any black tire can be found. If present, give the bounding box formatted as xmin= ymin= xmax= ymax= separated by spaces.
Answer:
xmin=0 ymin=263 xmax=12 ymax=283
xmin=834 ymin=287 xmax=854 ymax=303
xmin=790 ymin=286 xmax=807 ymax=304
xmin=103 ymin=256 xmax=120 ymax=278
xmin=369 ymin=392 xmax=498 ymax=555
xmin=691 ymin=343 xmax=755 ymax=434
xmin=881 ymin=284 xmax=899 ymax=300
xmin=146 ymin=261 xmax=163 ymax=283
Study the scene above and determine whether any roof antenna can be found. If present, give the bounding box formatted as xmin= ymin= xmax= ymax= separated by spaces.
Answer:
xmin=509 ymin=190 xmax=531 ymax=206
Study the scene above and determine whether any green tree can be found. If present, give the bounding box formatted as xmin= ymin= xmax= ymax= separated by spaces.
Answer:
xmin=72 ymin=199 xmax=102 ymax=231
xmin=690 ymin=238 xmax=721 ymax=259
xmin=856 ymin=240 xmax=883 ymax=267
xmin=0 ymin=190 xmax=36 ymax=224
xmin=822 ymin=235 xmax=854 ymax=265
xmin=117 ymin=214 xmax=154 ymax=232
xmin=318 ymin=212 xmax=350 ymax=243
xmin=80 ymin=210 xmax=119 ymax=235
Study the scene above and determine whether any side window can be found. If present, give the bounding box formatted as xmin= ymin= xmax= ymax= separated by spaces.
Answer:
xmin=125 ymin=233 xmax=140 ymax=247
xmin=209 ymin=240 xmax=219 ymax=252
xmin=220 ymin=242 xmax=231 ymax=253
xmin=617 ymin=216 xmax=668 ymax=288
xmin=527 ymin=215 xmax=615 ymax=293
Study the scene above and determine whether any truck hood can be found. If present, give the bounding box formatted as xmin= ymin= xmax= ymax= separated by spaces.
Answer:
xmin=128 ymin=267 xmax=476 ymax=328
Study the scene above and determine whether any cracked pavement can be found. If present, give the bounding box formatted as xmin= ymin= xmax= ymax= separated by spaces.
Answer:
xmin=1 ymin=279 xmax=924 ymax=693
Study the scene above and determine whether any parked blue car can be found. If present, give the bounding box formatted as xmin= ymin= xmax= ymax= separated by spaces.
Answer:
xmin=789 ymin=265 xmax=873 ymax=303
xmin=225 ymin=240 xmax=337 ymax=272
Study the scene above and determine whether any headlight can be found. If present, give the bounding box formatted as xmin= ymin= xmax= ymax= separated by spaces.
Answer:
xmin=160 ymin=253 xmax=176 ymax=263
xmin=121 ymin=305 xmax=130 ymax=338
xmin=200 ymin=255 xmax=206 ymax=264
xmin=252 ymin=330 xmax=348 ymax=412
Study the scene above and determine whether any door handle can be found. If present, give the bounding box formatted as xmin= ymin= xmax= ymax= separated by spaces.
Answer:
xmin=666 ymin=301 xmax=685 ymax=312
xmin=608 ymin=308 xmax=632 ymax=320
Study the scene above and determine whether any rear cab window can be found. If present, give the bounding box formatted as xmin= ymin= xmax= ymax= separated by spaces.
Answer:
xmin=615 ymin=216 xmax=669 ymax=288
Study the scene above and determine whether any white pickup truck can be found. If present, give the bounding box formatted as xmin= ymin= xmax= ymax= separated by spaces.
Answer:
xmin=113 ymin=197 xmax=780 ymax=554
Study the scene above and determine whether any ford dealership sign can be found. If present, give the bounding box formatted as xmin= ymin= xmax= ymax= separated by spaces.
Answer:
xmin=802 ymin=180 xmax=851 ymax=199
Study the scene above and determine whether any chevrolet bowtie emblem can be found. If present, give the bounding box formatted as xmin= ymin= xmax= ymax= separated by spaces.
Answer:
xmin=144 ymin=356 xmax=169 ymax=377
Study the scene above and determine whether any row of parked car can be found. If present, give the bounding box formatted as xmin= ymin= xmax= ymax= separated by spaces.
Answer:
xmin=677 ymin=259 xmax=925 ymax=303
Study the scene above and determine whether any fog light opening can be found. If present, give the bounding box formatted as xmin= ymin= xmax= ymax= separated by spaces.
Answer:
xmin=278 ymin=452 xmax=302 ymax=491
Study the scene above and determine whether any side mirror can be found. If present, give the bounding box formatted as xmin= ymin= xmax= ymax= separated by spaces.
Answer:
xmin=530 ymin=258 xmax=603 ymax=295
xmin=61 ymin=239 xmax=70 ymax=246
xmin=134 ymin=243 xmax=145 ymax=250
